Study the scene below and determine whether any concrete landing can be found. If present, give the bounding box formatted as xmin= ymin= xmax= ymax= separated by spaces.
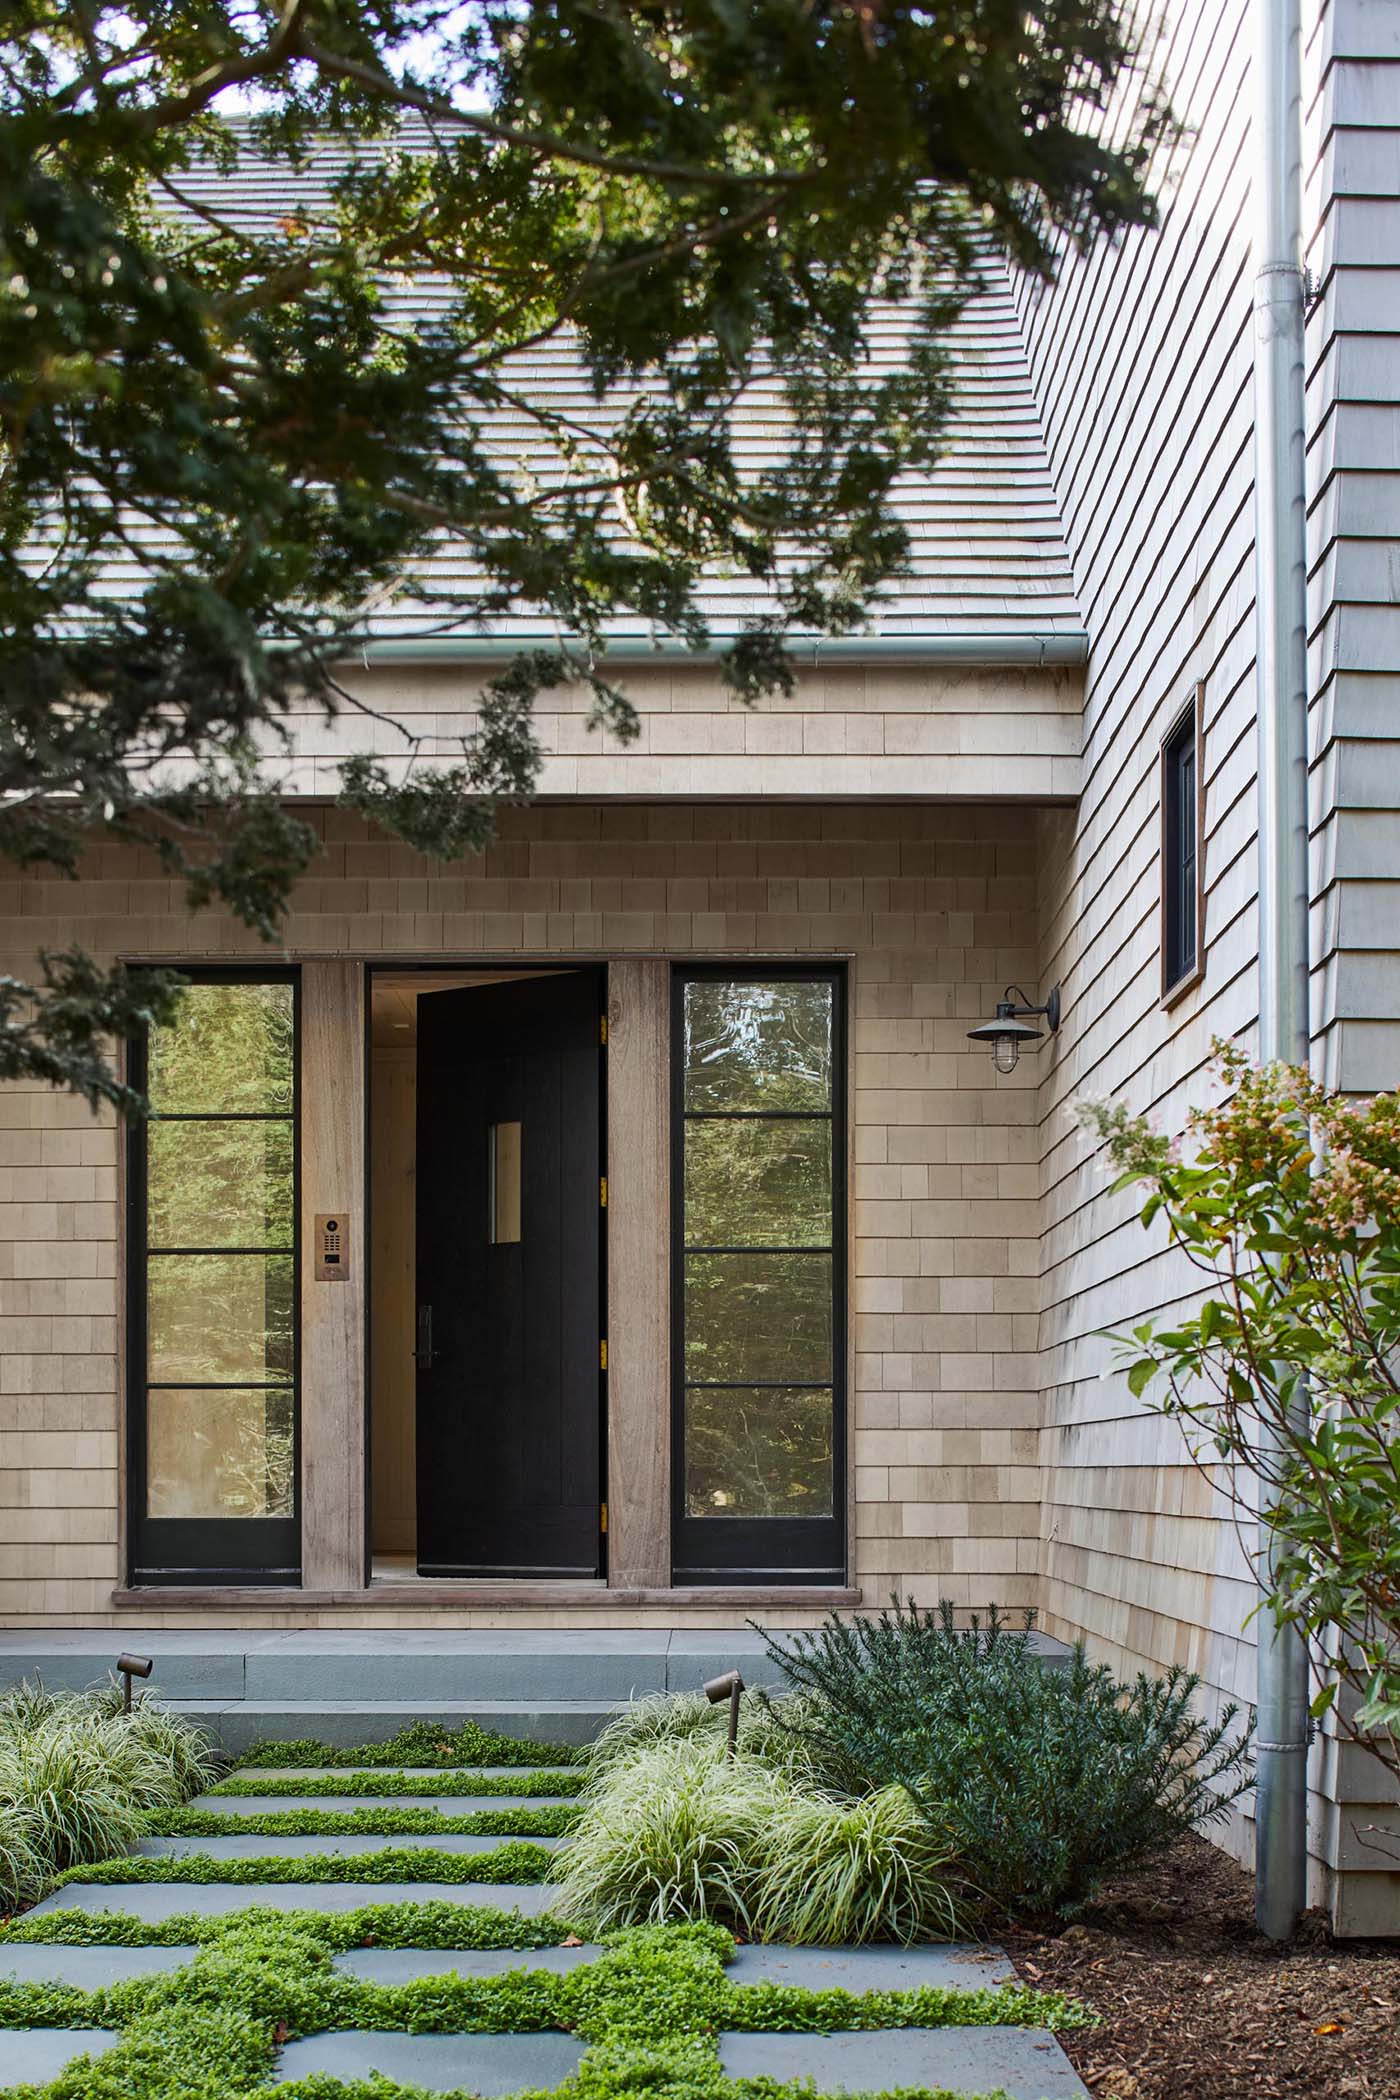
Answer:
xmin=0 ymin=1627 xmax=1069 ymax=1750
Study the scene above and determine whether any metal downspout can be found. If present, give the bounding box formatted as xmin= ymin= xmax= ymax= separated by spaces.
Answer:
xmin=1251 ymin=0 xmax=1312 ymax=1942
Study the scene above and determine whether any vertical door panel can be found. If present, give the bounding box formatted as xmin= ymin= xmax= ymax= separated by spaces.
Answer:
xmin=415 ymin=971 xmax=602 ymax=1577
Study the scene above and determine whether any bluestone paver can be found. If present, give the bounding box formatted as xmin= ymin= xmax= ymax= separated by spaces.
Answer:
xmin=272 ymin=2031 xmax=584 ymax=2091
xmin=727 ymin=1941 xmax=1018 ymax=1991
xmin=30 ymin=1880 xmax=561 ymax=1920
xmin=0 ymin=1946 xmax=195 ymax=1988
xmin=136 ymin=1831 xmax=564 ymax=1859
xmin=719 ymin=2026 xmax=1091 ymax=2098
xmin=0 ymin=2030 xmax=121 ymax=2087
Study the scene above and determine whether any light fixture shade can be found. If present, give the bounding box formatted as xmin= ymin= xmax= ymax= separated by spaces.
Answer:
xmin=965 ymin=1015 xmax=1044 ymax=1050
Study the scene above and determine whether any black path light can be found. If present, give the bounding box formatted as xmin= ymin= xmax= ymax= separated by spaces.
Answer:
xmin=967 ymin=984 xmax=1062 ymax=1076
xmin=703 ymin=1669 xmax=745 ymax=1757
xmin=116 ymin=1652 xmax=153 ymax=1713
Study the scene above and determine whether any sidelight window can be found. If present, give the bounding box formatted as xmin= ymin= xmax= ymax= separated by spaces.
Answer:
xmin=127 ymin=971 xmax=299 ymax=1586
xmin=672 ymin=970 xmax=845 ymax=1585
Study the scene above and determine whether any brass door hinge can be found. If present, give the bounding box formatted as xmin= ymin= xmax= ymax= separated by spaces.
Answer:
xmin=600 ymin=1338 xmax=608 ymax=1371
xmin=600 ymin=1501 xmax=608 ymax=1535
xmin=600 ymin=1175 xmax=608 ymax=1209
xmin=600 ymin=1014 xmax=608 ymax=1046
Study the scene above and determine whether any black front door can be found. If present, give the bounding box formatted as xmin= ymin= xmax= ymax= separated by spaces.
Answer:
xmin=414 ymin=972 xmax=603 ymax=1578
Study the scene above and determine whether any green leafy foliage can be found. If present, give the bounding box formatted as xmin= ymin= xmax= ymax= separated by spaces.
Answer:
xmin=760 ymin=1600 xmax=1253 ymax=1920
xmin=153 ymin=1804 xmax=577 ymax=1838
xmin=0 ymin=1680 xmax=217 ymax=1907
xmin=1081 ymin=1046 xmax=1400 ymax=1787
xmin=0 ymin=1911 xmax=1087 ymax=2100
xmin=234 ymin=1721 xmax=581 ymax=1770
xmin=209 ymin=1768 xmax=583 ymax=1799
xmin=0 ymin=0 xmax=1169 ymax=1107
xmin=54 ymin=1840 xmax=557 ymax=1887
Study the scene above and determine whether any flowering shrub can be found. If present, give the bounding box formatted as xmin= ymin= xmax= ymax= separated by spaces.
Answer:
xmin=1081 ymin=1042 xmax=1400 ymax=1782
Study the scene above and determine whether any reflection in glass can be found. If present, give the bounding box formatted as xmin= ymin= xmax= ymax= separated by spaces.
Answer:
xmin=148 ymin=982 xmax=294 ymax=1115
xmin=148 ymin=1252 xmax=294 ymax=1386
xmin=148 ymin=1119 xmax=293 ymax=1249
xmin=683 ymin=980 xmax=832 ymax=1112
xmin=684 ymin=1117 xmax=831 ymax=1247
xmin=147 ymin=1388 xmax=294 ymax=1519
xmin=685 ymin=1250 xmax=832 ymax=1384
xmin=685 ymin=1386 xmax=833 ymax=1517
xmin=490 ymin=1121 xmax=522 ymax=1244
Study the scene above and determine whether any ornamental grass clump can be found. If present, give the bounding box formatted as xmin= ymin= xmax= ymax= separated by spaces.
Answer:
xmin=0 ymin=1677 xmax=218 ymax=1898
xmin=747 ymin=1784 xmax=970 ymax=1945
xmin=557 ymin=1740 xmax=780 ymax=1931
xmin=761 ymin=1599 xmax=1253 ymax=1921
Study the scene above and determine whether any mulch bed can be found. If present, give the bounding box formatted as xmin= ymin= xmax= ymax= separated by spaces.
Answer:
xmin=1003 ymin=1832 xmax=1400 ymax=2100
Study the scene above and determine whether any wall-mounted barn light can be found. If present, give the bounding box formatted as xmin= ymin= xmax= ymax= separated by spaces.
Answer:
xmin=966 ymin=984 xmax=1062 ymax=1075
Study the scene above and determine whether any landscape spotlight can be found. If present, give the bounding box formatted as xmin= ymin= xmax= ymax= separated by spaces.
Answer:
xmin=116 ymin=1652 xmax=153 ymax=1713
xmin=703 ymin=1668 xmax=745 ymax=1757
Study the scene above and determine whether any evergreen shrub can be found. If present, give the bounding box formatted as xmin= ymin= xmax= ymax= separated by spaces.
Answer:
xmin=760 ymin=1599 xmax=1254 ymax=1920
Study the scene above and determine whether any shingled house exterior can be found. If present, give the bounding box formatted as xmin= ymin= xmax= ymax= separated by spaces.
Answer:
xmin=2 ymin=0 xmax=1397 ymax=1933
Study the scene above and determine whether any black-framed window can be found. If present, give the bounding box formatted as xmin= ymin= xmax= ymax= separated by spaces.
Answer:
xmin=1162 ymin=690 xmax=1203 ymax=996
xmin=127 ymin=970 xmax=300 ymax=1586
xmin=671 ymin=968 xmax=845 ymax=1586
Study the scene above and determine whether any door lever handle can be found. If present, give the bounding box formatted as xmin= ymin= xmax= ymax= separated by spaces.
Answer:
xmin=416 ymin=1304 xmax=434 ymax=1371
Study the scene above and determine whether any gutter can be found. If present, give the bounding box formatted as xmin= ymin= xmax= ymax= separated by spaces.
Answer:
xmin=337 ymin=631 xmax=1089 ymax=670
xmin=1251 ymin=0 xmax=1312 ymax=1942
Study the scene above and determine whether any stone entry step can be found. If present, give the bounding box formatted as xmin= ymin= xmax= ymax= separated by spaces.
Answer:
xmin=29 ymin=1880 xmax=562 ymax=1919
xmin=173 ymin=1699 xmax=615 ymax=1754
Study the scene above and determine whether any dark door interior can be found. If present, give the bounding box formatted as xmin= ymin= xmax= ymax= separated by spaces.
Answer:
xmin=414 ymin=971 xmax=602 ymax=1578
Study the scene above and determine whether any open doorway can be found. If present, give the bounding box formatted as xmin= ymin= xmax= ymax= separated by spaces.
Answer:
xmin=368 ymin=967 xmax=605 ymax=1580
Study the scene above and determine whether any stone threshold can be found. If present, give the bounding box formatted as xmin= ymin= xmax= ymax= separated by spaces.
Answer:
xmin=112 ymin=1584 xmax=864 ymax=1610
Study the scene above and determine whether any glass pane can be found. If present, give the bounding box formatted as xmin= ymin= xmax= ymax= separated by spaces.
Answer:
xmin=490 ymin=1121 xmax=522 ymax=1244
xmin=148 ymin=1253 xmax=294 ymax=1385
xmin=685 ymin=1386 xmax=833 ymax=1518
xmin=684 ymin=1250 xmax=832 ymax=1384
xmin=683 ymin=980 xmax=832 ymax=1112
xmin=149 ymin=982 xmax=294 ymax=1115
xmin=685 ymin=1117 xmax=831 ymax=1248
xmin=148 ymin=1118 xmax=293 ymax=1250
xmin=146 ymin=1388 xmax=294 ymax=1519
